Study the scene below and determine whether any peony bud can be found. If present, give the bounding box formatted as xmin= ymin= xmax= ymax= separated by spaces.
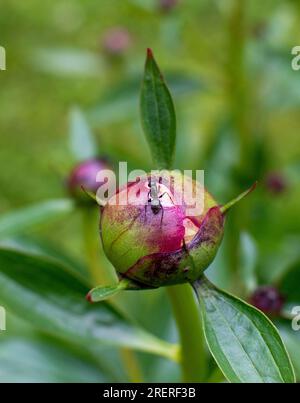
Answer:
xmin=99 ymin=172 xmax=255 ymax=289
xmin=158 ymin=0 xmax=178 ymax=13
xmin=250 ymin=286 xmax=284 ymax=316
xmin=67 ymin=158 xmax=110 ymax=203
xmin=265 ymin=172 xmax=286 ymax=194
xmin=102 ymin=27 xmax=131 ymax=56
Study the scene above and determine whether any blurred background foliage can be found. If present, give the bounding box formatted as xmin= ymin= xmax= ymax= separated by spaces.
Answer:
xmin=0 ymin=0 xmax=300 ymax=382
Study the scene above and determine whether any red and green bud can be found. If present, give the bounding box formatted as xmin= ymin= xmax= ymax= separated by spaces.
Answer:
xmin=87 ymin=172 xmax=256 ymax=301
xmin=101 ymin=171 xmax=224 ymax=288
xmin=67 ymin=158 xmax=110 ymax=203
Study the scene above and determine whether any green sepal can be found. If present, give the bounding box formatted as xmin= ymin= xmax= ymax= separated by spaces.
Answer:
xmin=87 ymin=277 xmax=154 ymax=303
xmin=220 ymin=181 xmax=257 ymax=214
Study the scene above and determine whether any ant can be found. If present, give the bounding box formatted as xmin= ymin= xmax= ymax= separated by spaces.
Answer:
xmin=145 ymin=176 xmax=174 ymax=226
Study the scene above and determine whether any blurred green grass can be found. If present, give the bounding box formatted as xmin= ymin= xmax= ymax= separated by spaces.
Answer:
xmin=0 ymin=0 xmax=299 ymax=202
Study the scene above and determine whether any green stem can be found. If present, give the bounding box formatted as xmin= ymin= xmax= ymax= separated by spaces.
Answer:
xmin=225 ymin=0 xmax=251 ymax=293
xmin=220 ymin=182 xmax=257 ymax=214
xmin=120 ymin=348 xmax=144 ymax=383
xmin=167 ymin=284 xmax=207 ymax=382
xmin=81 ymin=208 xmax=116 ymax=285
xmin=81 ymin=207 xmax=143 ymax=382
xmin=227 ymin=0 xmax=249 ymax=169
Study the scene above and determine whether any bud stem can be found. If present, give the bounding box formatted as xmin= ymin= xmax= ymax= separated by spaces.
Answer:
xmin=82 ymin=208 xmax=116 ymax=285
xmin=82 ymin=209 xmax=144 ymax=382
xmin=167 ymin=284 xmax=207 ymax=382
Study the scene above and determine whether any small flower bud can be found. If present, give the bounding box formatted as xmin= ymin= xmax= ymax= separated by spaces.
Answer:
xmin=102 ymin=27 xmax=131 ymax=56
xmin=158 ymin=0 xmax=178 ymax=13
xmin=67 ymin=158 xmax=110 ymax=202
xmin=250 ymin=286 xmax=284 ymax=316
xmin=265 ymin=172 xmax=286 ymax=194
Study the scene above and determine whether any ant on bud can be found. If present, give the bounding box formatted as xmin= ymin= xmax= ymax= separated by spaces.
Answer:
xmin=145 ymin=176 xmax=174 ymax=226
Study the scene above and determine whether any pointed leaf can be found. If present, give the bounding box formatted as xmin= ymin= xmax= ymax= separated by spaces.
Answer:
xmin=239 ymin=232 xmax=258 ymax=293
xmin=194 ymin=277 xmax=295 ymax=383
xmin=0 ymin=336 xmax=108 ymax=382
xmin=88 ymin=278 xmax=143 ymax=302
xmin=0 ymin=199 xmax=75 ymax=240
xmin=87 ymin=283 xmax=126 ymax=303
xmin=140 ymin=48 xmax=176 ymax=169
xmin=0 ymin=248 xmax=177 ymax=360
xmin=69 ymin=107 xmax=97 ymax=161
xmin=277 ymin=320 xmax=300 ymax=381
xmin=220 ymin=182 xmax=257 ymax=214
xmin=89 ymin=73 xmax=202 ymax=125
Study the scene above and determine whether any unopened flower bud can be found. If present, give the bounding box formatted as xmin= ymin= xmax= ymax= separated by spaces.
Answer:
xmin=87 ymin=176 xmax=255 ymax=301
xmin=158 ymin=0 xmax=178 ymax=13
xmin=100 ymin=172 xmax=255 ymax=289
xmin=67 ymin=158 xmax=110 ymax=203
xmin=265 ymin=172 xmax=286 ymax=194
xmin=102 ymin=27 xmax=131 ymax=56
xmin=250 ymin=286 xmax=284 ymax=316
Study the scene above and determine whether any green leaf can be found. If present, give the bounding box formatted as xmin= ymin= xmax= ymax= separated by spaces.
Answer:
xmin=0 ymin=336 xmax=108 ymax=382
xmin=140 ymin=49 xmax=176 ymax=169
xmin=69 ymin=107 xmax=97 ymax=162
xmin=239 ymin=232 xmax=258 ymax=293
xmin=1 ymin=313 xmax=127 ymax=381
xmin=0 ymin=248 xmax=177 ymax=360
xmin=89 ymin=74 xmax=202 ymax=126
xmin=88 ymin=278 xmax=143 ymax=302
xmin=87 ymin=283 xmax=127 ymax=303
xmin=31 ymin=47 xmax=104 ymax=77
xmin=0 ymin=199 xmax=75 ymax=240
xmin=0 ymin=236 xmax=87 ymax=275
xmin=194 ymin=276 xmax=295 ymax=383
xmin=277 ymin=320 xmax=300 ymax=381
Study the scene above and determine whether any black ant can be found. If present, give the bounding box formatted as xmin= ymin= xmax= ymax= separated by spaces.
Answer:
xmin=145 ymin=176 xmax=174 ymax=226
